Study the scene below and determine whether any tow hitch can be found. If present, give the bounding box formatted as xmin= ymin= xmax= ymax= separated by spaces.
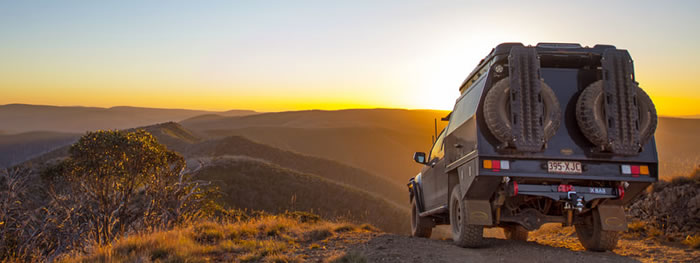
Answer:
xmin=558 ymin=184 xmax=585 ymax=213
xmin=504 ymin=182 xmax=623 ymax=228
xmin=508 ymin=182 xmax=619 ymax=203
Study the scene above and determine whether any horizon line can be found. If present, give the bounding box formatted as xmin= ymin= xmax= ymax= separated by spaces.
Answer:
xmin=0 ymin=102 xmax=454 ymax=113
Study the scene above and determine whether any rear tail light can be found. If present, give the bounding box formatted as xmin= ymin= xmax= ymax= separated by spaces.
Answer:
xmin=483 ymin=160 xmax=510 ymax=172
xmin=621 ymin=164 xmax=649 ymax=177
xmin=617 ymin=185 xmax=625 ymax=200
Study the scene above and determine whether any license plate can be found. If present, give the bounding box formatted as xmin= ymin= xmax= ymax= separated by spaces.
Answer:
xmin=547 ymin=161 xmax=582 ymax=174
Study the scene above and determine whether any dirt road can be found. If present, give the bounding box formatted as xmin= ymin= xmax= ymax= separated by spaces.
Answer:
xmin=348 ymin=234 xmax=636 ymax=263
xmin=331 ymin=225 xmax=699 ymax=263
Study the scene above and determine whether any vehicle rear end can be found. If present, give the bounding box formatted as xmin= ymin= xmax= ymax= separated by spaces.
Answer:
xmin=445 ymin=43 xmax=658 ymax=251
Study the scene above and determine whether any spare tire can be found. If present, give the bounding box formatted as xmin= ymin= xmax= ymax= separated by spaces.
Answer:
xmin=484 ymin=77 xmax=561 ymax=145
xmin=575 ymin=80 xmax=657 ymax=149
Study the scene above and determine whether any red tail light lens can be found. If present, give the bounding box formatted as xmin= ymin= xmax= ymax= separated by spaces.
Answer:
xmin=617 ymin=185 xmax=625 ymax=200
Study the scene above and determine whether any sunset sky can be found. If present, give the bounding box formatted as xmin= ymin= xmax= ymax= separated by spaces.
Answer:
xmin=1 ymin=0 xmax=699 ymax=116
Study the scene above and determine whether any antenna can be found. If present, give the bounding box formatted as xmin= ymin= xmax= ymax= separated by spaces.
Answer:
xmin=434 ymin=118 xmax=438 ymax=140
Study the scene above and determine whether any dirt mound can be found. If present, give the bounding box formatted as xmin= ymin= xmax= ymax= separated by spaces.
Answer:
xmin=627 ymin=169 xmax=700 ymax=239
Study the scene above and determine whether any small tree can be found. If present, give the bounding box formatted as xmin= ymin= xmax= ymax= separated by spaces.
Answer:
xmin=62 ymin=130 xmax=210 ymax=244
xmin=0 ymin=130 xmax=214 ymax=261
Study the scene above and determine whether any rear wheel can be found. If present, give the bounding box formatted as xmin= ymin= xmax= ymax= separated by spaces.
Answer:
xmin=449 ymin=185 xmax=484 ymax=247
xmin=575 ymin=208 xmax=619 ymax=251
xmin=503 ymin=225 xmax=529 ymax=241
xmin=410 ymin=198 xmax=433 ymax=238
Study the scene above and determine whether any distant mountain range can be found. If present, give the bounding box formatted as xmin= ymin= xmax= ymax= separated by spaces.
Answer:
xmin=0 ymin=104 xmax=256 ymax=134
xmin=2 ymin=105 xmax=699 ymax=234
xmin=2 ymin=105 xmax=699 ymax=182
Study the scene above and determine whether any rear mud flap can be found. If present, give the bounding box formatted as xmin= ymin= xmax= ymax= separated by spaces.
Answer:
xmin=597 ymin=205 xmax=627 ymax=231
xmin=465 ymin=200 xmax=493 ymax=225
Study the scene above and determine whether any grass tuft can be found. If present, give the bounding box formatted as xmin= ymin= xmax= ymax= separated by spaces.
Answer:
xmin=283 ymin=211 xmax=321 ymax=223
xmin=326 ymin=251 xmax=367 ymax=263
xmin=307 ymin=227 xmax=333 ymax=241
xmin=193 ymin=222 xmax=225 ymax=244
xmin=333 ymin=224 xmax=355 ymax=233
xmin=359 ymin=224 xmax=379 ymax=232
xmin=683 ymin=234 xmax=700 ymax=249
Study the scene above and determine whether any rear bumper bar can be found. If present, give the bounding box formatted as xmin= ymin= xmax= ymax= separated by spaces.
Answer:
xmin=509 ymin=183 xmax=620 ymax=202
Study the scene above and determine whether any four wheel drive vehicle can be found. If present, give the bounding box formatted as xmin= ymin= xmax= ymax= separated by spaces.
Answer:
xmin=407 ymin=43 xmax=658 ymax=251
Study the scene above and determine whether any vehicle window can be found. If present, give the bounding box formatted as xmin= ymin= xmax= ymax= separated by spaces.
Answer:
xmin=446 ymin=74 xmax=488 ymax=135
xmin=429 ymin=130 xmax=445 ymax=161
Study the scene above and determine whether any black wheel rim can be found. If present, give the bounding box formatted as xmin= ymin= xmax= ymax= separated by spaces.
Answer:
xmin=411 ymin=202 xmax=417 ymax=232
xmin=451 ymin=197 xmax=462 ymax=234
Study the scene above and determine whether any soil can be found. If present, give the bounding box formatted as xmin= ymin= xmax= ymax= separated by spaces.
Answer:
xmin=317 ymin=225 xmax=700 ymax=263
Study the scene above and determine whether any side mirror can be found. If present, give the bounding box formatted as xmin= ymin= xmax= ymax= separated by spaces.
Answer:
xmin=413 ymin=152 xmax=427 ymax=165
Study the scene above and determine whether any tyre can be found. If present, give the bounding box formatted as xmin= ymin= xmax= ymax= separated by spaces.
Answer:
xmin=410 ymin=198 xmax=433 ymax=238
xmin=503 ymin=225 xmax=528 ymax=241
xmin=449 ymin=185 xmax=484 ymax=248
xmin=484 ymin=77 xmax=561 ymax=145
xmin=576 ymin=80 xmax=657 ymax=148
xmin=574 ymin=208 xmax=619 ymax=251
xmin=636 ymin=86 xmax=658 ymax=145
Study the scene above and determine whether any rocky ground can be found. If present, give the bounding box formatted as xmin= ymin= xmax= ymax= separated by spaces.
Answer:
xmin=333 ymin=173 xmax=700 ymax=263
xmin=627 ymin=171 xmax=700 ymax=241
xmin=331 ymin=224 xmax=699 ymax=263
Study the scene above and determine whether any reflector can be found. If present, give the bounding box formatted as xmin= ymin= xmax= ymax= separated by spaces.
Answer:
xmin=640 ymin=165 xmax=649 ymax=175
xmin=621 ymin=165 xmax=631 ymax=174
xmin=500 ymin=160 xmax=510 ymax=170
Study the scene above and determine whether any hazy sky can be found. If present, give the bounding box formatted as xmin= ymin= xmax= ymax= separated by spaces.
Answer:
xmin=1 ymin=0 xmax=699 ymax=115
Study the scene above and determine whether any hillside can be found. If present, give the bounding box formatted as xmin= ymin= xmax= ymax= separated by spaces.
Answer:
xmin=64 ymin=215 xmax=380 ymax=263
xmin=193 ymin=156 xmax=409 ymax=234
xmin=0 ymin=104 xmax=256 ymax=134
xmin=130 ymin=122 xmax=406 ymax=206
xmin=181 ymin=109 xmax=450 ymax=186
xmin=17 ymin=122 xmax=408 ymax=216
xmin=0 ymin=131 xmax=79 ymax=168
xmin=189 ymin=135 xmax=406 ymax=206
xmin=182 ymin=110 xmax=699 ymax=182
xmin=199 ymin=126 xmax=431 ymax=187
xmin=181 ymin=108 xmax=449 ymax=134
xmin=655 ymin=117 xmax=700 ymax=178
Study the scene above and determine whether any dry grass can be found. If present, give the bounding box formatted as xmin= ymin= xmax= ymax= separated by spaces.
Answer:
xmin=325 ymin=251 xmax=367 ymax=263
xmin=683 ymin=234 xmax=700 ymax=249
xmin=62 ymin=214 xmax=372 ymax=262
xmin=625 ymin=220 xmax=664 ymax=239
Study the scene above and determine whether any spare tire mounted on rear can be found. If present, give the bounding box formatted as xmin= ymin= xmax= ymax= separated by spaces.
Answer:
xmin=484 ymin=77 xmax=561 ymax=149
xmin=575 ymin=80 xmax=657 ymax=151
